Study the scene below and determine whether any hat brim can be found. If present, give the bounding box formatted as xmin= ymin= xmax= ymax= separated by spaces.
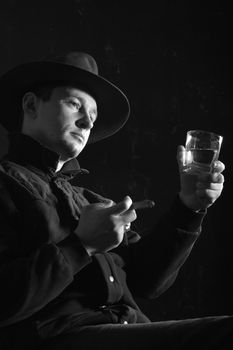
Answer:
xmin=0 ymin=61 xmax=130 ymax=143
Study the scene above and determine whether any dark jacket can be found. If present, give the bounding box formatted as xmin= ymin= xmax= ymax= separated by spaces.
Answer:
xmin=0 ymin=133 xmax=205 ymax=344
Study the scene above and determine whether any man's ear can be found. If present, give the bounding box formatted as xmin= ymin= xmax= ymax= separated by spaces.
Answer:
xmin=22 ymin=92 xmax=38 ymax=118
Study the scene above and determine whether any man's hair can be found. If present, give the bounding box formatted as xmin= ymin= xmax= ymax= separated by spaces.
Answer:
xmin=30 ymin=84 xmax=56 ymax=101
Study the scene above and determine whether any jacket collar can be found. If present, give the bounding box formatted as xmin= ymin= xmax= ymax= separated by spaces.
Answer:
xmin=5 ymin=133 xmax=88 ymax=177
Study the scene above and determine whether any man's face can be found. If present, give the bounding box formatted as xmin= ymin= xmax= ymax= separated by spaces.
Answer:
xmin=29 ymin=86 xmax=97 ymax=161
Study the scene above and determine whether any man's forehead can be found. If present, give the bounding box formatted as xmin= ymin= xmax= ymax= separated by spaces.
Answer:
xmin=53 ymin=85 xmax=97 ymax=104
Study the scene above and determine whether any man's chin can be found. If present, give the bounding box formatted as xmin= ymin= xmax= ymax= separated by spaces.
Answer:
xmin=67 ymin=145 xmax=84 ymax=159
xmin=59 ymin=139 xmax=86 ymax=160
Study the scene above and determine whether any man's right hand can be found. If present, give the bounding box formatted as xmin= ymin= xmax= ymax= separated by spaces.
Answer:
xmin=75 ymin=196 xmax=137 ymax=255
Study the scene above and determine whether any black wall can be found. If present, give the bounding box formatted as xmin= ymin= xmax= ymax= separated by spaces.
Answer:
xmin=0 ymin=0 xmax=232 ymax=321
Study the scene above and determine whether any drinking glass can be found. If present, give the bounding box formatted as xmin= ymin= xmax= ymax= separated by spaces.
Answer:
xmin=184 ymin=130 xmax=223 ymax=174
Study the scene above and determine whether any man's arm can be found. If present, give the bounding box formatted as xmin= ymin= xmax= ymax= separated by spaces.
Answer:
xmin=115 ymin=145 xmax=225 ymax=298
xmin=0 ymin=182 xmax=92 ymax=326
xmin=118 ymin=195 xmax=206 ymax=298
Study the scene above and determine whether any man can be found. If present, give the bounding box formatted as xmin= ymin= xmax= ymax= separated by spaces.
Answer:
xmin=0 ymin=51 xmax=232 ymax=350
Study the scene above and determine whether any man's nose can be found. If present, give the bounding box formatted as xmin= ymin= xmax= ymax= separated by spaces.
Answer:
xmin=75 ymin=114 xmax=93 ymax=130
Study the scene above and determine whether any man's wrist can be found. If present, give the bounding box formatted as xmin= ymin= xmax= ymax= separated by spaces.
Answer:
xmin=178 ymin=192 xmax=206 ymax=213
xmin=171 ymin=194 xmax=207 ymax=232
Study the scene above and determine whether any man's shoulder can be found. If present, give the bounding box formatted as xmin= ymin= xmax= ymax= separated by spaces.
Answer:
xmin=0 ymin=160 xmax=50 ymax=200
xmin=0 ymin=160 xmax=29 ymax=186
xmin=0 ymin=160 xmax=40 ymax=180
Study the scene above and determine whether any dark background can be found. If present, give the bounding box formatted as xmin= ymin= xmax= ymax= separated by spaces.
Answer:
xmin=0 ymin=0 xmax=232 ymax=321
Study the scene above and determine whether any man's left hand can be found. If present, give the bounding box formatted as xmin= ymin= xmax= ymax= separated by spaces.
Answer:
xmin=177 ymin=145 xmax=225 ymax=211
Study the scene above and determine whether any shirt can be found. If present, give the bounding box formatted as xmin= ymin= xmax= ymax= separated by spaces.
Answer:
xmin=0 ymin=133 xmax=205 ymax=341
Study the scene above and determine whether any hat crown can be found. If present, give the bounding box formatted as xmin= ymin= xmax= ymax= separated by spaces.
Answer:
xmin=49 ymin=51 xmax=99 ymax=75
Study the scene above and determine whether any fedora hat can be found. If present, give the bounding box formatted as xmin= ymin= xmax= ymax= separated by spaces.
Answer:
xmin=0 ymin=52 xmax=130 ymax=143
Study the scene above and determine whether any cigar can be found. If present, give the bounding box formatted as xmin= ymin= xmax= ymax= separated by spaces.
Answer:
xmin=130 ymin=199 xmax=155 ymax=210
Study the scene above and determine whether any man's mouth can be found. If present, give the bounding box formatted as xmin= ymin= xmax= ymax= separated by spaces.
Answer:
xmin=70 ymin=132 xmax=85 ymax=142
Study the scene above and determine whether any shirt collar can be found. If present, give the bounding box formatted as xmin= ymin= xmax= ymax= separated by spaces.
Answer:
xmin=5 ymin=133 xmax=88 ymax=177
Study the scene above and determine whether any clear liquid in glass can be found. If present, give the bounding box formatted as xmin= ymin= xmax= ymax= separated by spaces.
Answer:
xmin=185 ymin=148 xmax=218 ymax=174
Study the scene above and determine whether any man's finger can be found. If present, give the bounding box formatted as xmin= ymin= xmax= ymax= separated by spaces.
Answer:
xmin=198 ymin=172 xmax=224 ymax=184
xmin=196 ymin=181 xmax=223 ymax=191
xmin=176 ymin=145 xmax=186 ymax=170
xmin=89 ymin=200 xmax=115 ymax=209
xmin=121 ymin=209 xmax=137 ymax=225
xmin=212 ymin=172 xmax=225 ymax=184
xmin=212 ymin=160 xmax=225 ymax=173
xmin=106 ymin=196 xmax=133 ymax=215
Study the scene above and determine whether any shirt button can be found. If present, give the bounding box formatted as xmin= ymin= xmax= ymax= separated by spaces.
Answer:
xmin=109 ymin=275 xmax=114 ymax=282
xmin=99 ymin=305 xmax=107 ymax=310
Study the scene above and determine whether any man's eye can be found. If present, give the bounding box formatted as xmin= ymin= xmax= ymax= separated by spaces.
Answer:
xmin=67 ymin=100 xmax=81 ymax=110
xmin=90 ymin=114 xmax=96 ymax=124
